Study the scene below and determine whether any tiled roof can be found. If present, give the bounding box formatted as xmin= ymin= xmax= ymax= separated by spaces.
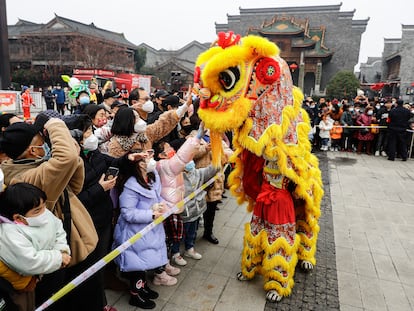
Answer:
xmin=8 ymin=15 xmax=136 ymax=49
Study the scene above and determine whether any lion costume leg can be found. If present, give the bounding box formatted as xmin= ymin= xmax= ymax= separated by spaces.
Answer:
xmin=239 ymin=182 xmax=300 ymax=300
xmin=295 ymin=200 xmax=320 ymax=268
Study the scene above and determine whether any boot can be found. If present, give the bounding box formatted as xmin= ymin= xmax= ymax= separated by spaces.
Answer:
xmin=366 ymin=142 xmax=372 ymax=155
xmin=203 ymin=202 xmax=219 ymax=244
xmin=357 ymin=141 xmax=363 ymax=154
xmin=129 ymin=291 xmax=155 ymax=309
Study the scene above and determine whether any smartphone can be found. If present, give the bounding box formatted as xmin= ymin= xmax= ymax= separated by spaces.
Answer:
xmin=104 ymin=167 xmax=119 ymax=181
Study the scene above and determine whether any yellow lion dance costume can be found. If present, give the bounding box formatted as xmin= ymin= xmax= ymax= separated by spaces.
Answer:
xmin=193 ymin=32 xmax=323 ymax=302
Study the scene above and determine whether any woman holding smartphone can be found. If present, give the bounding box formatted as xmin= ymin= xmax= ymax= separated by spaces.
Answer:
xmin=67 ymin=115 xmax=143 ymax=311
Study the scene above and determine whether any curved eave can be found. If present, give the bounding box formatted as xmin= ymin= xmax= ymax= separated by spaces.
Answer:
xmin=259 ymin=29 xmax=304 ymax=36
xmin=305 ymin=53 xmax=333 ymax=61
xmin=292 ymin=41 xmax=316 ymax=48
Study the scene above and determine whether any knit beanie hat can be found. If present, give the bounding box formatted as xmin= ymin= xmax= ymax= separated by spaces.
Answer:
xmin=0 ymin=122 xmax=37 ymax=159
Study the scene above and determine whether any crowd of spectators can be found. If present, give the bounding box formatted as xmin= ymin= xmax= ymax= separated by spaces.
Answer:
xmin=0 ymin=85 xmax=232 ymax=311
xmin=302 ymin=94 xmax=414 ymax=161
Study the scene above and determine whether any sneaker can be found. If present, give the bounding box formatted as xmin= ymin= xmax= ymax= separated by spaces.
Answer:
xmin=172 ymin=253 xmax=187 ymax=266
xmin=374 ymin=151 xmax=380 ymax=157
xmin=165 ymin=263 xmax=181 ymax=276
xmin=129 ymin=292 xmax=155 ymax=309
xmin=381 ymin=151 xmax=387 ymax=157
xmin=153 ymin=271 xmax=177 ymax=286
xmin=184 ymin=247 xmax=202 ymax=260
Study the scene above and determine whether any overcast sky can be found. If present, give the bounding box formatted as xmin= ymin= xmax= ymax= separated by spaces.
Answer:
xmin=5 ymin=0 xmax=414 ymax=69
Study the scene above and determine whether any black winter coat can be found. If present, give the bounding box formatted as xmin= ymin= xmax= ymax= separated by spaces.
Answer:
xmin=78 ymin=150 xmax=128 ymax=230
xmin=388 ymin=106 xmax=410 ymax=132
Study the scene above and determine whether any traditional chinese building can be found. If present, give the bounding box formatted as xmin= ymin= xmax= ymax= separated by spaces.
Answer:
xmin=8 ymin=15 xmax=136 ymax=86
xmin=216 ymin=3 xmax=368 ymax=96
xmin=381 ymin=25 xmax=414 ymax=101
xmin=140 ymin=41 xmax=210 ymax=92
xmin=247 ymin=16 xmax=333 ymax=96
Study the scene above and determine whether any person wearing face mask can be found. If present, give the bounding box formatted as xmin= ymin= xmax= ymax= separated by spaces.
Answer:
xmin=147 ymin=90 xmax=169 ymax=124
xmin=0 ymin=183 xmax=71 ymax=311
xmin=113 ymin=150 xmax=176 ymax=309
xmin=374 ymin=100 xmax=393 ymax=157
xmin=66 ymin=115 xmax=143 ymax=311
xmin=0 ymin=116 xmax=98 ymax=311
xmin=177 ymin=160 xmax=219 ymax=266
xmin=82 ymin=104 xmax=113 ymax=154
xmin=73 ymin=90 xmax=91 ymax=115
xmin=355 ymin=106 xmax=376 ymax=154
xmin=108 ymin=102 xmax=184 ymax=159
xmin=124 ymin=87 xmax=191 ymax=155
xmin=340 ymin=104 xmax=355 ymax=152
xmin=152 ymin=123 xmax=205 ymax=267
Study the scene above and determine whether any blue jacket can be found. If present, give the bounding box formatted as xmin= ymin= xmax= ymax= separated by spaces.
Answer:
xmin=52 ymin=88 xmax=65 ymax=104
xmin=113 ymin=171 xmax=168 ymax=272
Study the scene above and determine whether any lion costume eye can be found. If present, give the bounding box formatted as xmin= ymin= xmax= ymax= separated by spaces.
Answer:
xmin=218 ymin=66 xmax=240 ymax=91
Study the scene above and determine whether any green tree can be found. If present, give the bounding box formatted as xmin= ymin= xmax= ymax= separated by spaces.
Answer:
xmin=326 ymin=71 xmax=360 ymax=99
xmin=134 ymin=47 xmax=147 ymax=73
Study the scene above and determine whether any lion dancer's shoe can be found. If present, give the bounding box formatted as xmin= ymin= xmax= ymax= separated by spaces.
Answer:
xmin=237 ymin=224 xmax=264 ymax=281
xmin=262 ymin=232 xmax=300 ymax=302
xmin=237 ymin=223 xmax=300 ymax=302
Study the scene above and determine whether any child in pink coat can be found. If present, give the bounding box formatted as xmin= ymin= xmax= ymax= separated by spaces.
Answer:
xmin=154 ymin=124 xmax=204 ymax=267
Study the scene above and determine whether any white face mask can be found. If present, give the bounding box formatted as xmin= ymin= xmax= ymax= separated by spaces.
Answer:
xmin=24 ymin=209 xmax=49 ymax=227
xmin=142 ymin=100 xmax=154 ymax=113
xmin=83 ymin=134 xmax=99 ymax=151
xmin=146 ymin=158 xmax=157 ymax=173
xmin=367 ymin=111 xmax=373 ymax=116
xmin=134 ymin=118 xmax=147 ymax=133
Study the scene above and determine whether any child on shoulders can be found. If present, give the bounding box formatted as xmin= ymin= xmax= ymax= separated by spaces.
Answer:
xmin=0 ymin=182 xmax=70 ymax=311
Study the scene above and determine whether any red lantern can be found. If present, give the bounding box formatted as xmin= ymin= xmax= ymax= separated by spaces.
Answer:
xmin=289 ymin=63 xmax=298 ymax=72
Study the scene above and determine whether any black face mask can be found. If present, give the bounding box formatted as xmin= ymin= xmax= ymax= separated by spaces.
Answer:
xmin=181 ymin=125 xmax=194 ymax=135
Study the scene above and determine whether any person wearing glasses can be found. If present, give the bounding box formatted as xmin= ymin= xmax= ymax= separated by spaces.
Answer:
xmin=107 ymin=88 xmax=190 ymax=158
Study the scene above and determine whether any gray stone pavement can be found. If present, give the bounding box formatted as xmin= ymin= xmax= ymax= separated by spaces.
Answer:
xmin=328 ymin=152 xmax=414 ymax=311
xmin=105 ymin=152 xmax=414 ymax=311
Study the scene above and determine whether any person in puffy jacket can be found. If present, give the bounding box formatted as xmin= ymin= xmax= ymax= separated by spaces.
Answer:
xmin=112 ymin=151 xmax=177 ymax=310
xmin=178 ymin=161 xmax=218 ymax=261
xmin=153 ymin=123 xmax=204 ymax=267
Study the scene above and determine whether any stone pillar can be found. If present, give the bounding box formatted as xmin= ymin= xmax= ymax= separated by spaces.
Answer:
xmin=314 ymin=61 xmax=322 ymax=95
xmin=298 ymin=51 xmax=305 ymax=90
xmin=0 ymin=0 xmax=11 ymax=90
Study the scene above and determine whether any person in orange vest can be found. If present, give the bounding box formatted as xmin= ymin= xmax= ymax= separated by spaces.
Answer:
xmin=21 ymin=86 xmax=35 ymax=120
xmin=330 ymin=120 xmax=343 ymax=151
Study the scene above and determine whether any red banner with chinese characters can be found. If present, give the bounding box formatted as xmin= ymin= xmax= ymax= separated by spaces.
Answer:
xmin=0 ymin=92 xmax=17 ymax=111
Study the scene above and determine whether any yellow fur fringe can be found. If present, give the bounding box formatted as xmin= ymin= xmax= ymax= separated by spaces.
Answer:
xmin=241 ymin=224 xmax=300 ymax=296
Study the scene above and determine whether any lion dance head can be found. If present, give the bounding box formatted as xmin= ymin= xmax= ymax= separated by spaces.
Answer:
xmin=194 ymin=32 xmax=323 ymax=231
